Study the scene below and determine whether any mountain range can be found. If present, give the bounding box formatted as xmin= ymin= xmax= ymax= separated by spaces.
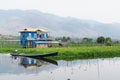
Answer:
xmin=0 ymin=9 xmax=120 ymax=39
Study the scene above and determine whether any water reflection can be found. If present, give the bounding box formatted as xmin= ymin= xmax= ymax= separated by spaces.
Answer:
xmin=11 ymin=55 xmax=58 ymax=69
xmin=1 ymin=54 xmax=120 ymax=80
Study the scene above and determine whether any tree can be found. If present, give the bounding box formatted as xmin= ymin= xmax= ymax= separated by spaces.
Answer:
xmin=82 ymin=37 xmax=89 ymax=43
xmin=105 ymin=37 xmax=112 ymax=46
xmin=81 ymin=37 xmax=93 ymax=43
xmin=97 ymin=36 xmax=105 ymax=44
xmin=55 ymin=36 xmax=71 ymax=42
xmin=67 ymin=37 xmax=71 ymax=41
xmin=88 ymin=38 xmax=93 ymax=43
xmin=62 ymin=36 xmax=67 ymax=42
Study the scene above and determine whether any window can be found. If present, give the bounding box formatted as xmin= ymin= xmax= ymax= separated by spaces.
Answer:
xmin=21 ymin=33 xmax=26 ymax=38
xmin=46 ymin=34 xmax=49 ymax=38
xmin=39 ymin=35 xmax=41 ymax=38
xmin=42 ymin=34 xmax=44 ymax=38
xmin=29 ymin=33 xmax=31 ymax=37
xmin=34 ymin=34 xmax=37 ymax=38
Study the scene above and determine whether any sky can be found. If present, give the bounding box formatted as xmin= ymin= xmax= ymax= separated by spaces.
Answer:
xmin=0 ymin=0 xmax=120 ymax=23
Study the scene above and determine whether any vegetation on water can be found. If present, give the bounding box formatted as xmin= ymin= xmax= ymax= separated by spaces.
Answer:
xmin=0 ymin=45 xmax=120 ymax=60
xmin=0 ymin=36 xmax=120 ymax=60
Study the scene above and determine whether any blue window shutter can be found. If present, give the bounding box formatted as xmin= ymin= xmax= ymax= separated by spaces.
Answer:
xmin=42 ymin=34 xmax=44 ymax=38
xmin=46 ymin=34 xmax=48 ymax=38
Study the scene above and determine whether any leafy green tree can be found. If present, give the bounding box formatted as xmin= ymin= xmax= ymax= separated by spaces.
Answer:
xmin=97 ymin=36 xmax=105 ymax=44
xmin=88 ymin=38 xmax=93 ymax=43
xmin=82 ymin=37 xmax=93 ymax=43
xmin=62 ymin=36 xmax=66 ymax=42
xmin=55 ymin=36 xmax=71 ymax=42
xmin=82 ymin=37 xmax=88 ymax=43
xmin=105 ymin=37 xmax=112 ymax=46
xmin=67 ymin=37 xmax=71 ymax=41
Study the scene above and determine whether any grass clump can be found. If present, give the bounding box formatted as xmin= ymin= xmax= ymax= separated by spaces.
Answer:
xmin=0 ymin=46 xmax=120 ymax=60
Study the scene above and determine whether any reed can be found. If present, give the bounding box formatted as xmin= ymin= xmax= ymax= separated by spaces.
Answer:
xmin=0 ymin=46 xmax=120 ymax=59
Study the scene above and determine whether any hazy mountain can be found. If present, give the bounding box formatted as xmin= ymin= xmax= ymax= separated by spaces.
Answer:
xmin=0 ymin=9 xmax=120 ymax=39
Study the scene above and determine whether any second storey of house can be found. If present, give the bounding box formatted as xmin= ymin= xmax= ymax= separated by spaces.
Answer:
xmin=20 ymin=28 xmax=50 ymax=41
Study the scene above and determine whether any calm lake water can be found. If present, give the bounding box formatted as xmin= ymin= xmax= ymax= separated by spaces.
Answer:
xmin=1 ymin=54 xmax=120 ymax=80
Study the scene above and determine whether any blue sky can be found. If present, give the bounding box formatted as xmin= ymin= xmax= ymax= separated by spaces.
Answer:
xmin=0 ymin=0 xmax=120 ymax=23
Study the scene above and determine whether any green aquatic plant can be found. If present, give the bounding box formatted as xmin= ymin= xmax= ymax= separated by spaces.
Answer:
xmin=0 ymin=46 xmax=120 ymax=60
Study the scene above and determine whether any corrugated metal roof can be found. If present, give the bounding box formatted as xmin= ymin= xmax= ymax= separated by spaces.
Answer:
xmin=20 ymin=28 xmax=48 ymax=32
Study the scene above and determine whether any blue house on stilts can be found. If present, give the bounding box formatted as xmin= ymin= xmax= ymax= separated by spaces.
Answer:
xmin=20 ymin=28 xmax=52 ymax=48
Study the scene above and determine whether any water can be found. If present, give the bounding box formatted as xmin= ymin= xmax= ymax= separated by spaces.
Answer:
xmin=0 ymin=54 xmax=120 ymax=80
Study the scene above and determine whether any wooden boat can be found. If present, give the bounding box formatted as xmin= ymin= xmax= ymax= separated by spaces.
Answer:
xmin=11 ymin=52 xmax=58 ymax=58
